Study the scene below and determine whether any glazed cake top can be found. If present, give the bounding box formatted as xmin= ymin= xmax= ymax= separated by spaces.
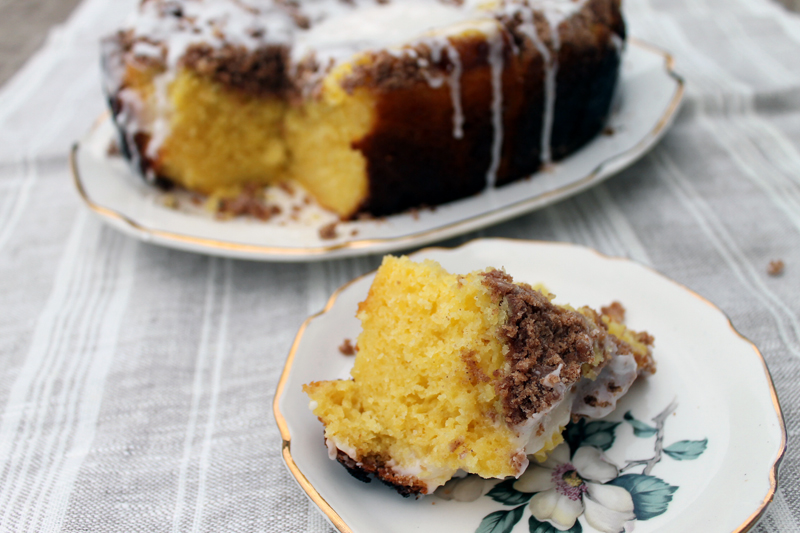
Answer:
xmin=104 ymin=0 xmax=619 ymax=190
xmin=117 ymin=0 xmax=590 ymax=75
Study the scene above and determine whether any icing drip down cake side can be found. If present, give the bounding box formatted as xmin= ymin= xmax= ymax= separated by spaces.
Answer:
xmin=303 ymin=256 xmax=655 ymax=496
xmin=102 ymin=0 xmax=625 ymax=219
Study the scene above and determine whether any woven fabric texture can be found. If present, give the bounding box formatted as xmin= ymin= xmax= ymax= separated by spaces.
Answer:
xmin=0 ymin=0 xmax=799 ymax=531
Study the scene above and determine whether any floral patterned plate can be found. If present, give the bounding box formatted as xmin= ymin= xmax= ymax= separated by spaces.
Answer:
xmin=274 ymin=239 xmax=785 ymax=533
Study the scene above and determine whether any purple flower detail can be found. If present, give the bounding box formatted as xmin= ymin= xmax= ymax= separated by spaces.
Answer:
xmin=552 ymin=462 xmax=587 ymax=501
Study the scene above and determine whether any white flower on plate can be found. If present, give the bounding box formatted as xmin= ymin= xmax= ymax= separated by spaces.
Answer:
xmin=513 ymin=444 xmax=635 ymax=533
xmin=435 ymin=475 xmax=487 ymax=502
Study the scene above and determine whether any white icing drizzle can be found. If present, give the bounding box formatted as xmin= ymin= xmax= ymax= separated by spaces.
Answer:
xmin=129 ymin=0 xmax=295 ymax=68
xmin=325 ymin=437 xmax=338 ymax=460
xmin=505 ymin=0 xmax=590 ymax=166
xmin=572 ymin=351 xmax=639 ymax=419
xmin=131 ymin=41 xmax=162 ymax=60
xmin=422 ymin=37 xmax=464 ymax=139
xmin=509 ymin=364 xmax=567 ymax=469
xmin=114 ymin=88 xmax=150 ymax=180
xmin=524 ymin=388 xmax=573 ymax=456
xmin=515 ymin=6 xmax=555 ymax=165
xmin=485 ymin=25 xmax=505 ymax=189
xmin=610 ymin=32 xmax=625 ymax=56
xmin=386 ymin=457 xmax=457 ymax=494
xmin=325 ymin=435 xmax=357 ymax=462
xmin=146 ymin=71 xmax=176 ymax=161
xmin=446 ymin=43 xmax=465 ymax=139
xmin=291 ymin=1 xmax=478 ymax=71
xmin=540 ymin=9 xmax=562 ymax=166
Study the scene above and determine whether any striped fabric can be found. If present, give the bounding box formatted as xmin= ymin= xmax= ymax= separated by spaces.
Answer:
xmin=0 ymin=0 xmax=799 ymax=531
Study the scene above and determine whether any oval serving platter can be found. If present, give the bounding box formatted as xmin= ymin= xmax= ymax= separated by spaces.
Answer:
xmin=275 ymin=239 xmax=785 ymax=533
xmin=71 ymin=40 xmax=683 ymax=262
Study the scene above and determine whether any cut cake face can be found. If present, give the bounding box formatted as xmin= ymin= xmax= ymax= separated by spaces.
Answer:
xmin=303 ymin=256 xmax=654 ymax=496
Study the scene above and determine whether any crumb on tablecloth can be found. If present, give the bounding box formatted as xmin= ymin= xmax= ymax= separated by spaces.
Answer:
xmin=768 ymin=260 xmax=785 ymax=276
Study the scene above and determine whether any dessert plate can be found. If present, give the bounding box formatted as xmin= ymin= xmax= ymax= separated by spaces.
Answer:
xmin=274 ymin=239 xmax=785 ymax=533
xmin=71 ymin=40 xmax=683 ymax=262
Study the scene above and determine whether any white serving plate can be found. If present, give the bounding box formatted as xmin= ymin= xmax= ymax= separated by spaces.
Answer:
xmin=274 ymin=239 xmax=785 ymax=533
xmin=71 ymin=40 xmax=683 ymax=262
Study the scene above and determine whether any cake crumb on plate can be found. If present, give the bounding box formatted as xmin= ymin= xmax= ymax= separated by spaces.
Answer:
xmin=338 ymin=339 xmax=356 ymax=356
xmin=319 ymin=222 xmax=338 ymax=240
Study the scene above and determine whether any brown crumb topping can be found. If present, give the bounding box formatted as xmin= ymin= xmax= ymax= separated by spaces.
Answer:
xmin=634 ymin=330 xmax=655 ymax=346
xmin=481 ymin=270 xmax=602 ymax=427
xmin=768 ymin=260 xmax=785 ymax=276
xmin=583 ymin=395 xmax=611 ymax=409
xmin=338 ymin=338 xmax=357 ymax=356
xmin=108 ymin=0 xmax=621 ymax=103
xmin=182 ymin=43 xmax=294 ymax=98
xmin=615 ymin=334 xmax=656 ymax=376
xmin=598 ymin=302 xmax=656 ymax=375
xmin=601 ymin=301 xmax=625 ymax=323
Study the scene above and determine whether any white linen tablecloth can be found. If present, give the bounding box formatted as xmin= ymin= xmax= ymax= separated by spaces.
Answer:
xmin=1 ymin=0 xmax=800 ymax=531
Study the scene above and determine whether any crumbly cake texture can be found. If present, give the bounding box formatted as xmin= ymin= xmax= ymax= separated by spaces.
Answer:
xmin=303 ymin=256 xmax=655 ymax=497
xmin=103 ymin=0 xmax=625 ymax=219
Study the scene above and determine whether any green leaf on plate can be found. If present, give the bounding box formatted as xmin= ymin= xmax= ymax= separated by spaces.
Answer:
xmin=608 ymin=474 xmax=678 ymax=520
xmin=581 ymin=421 xmax=621 ymax=451
xmin=564 ymin=419 xmax=620 ymax=455
xmin=663 ymin=439 xmax=708 ymax=461
xmin=564 ymin=418 xmax=587 ymax=456
xmin=476 ymin=505 xmax=526 ymax=533
xmin=528 ymin=515 xmax=582 ymax=533
xmin=623 ymin=411 xmax=658 ymax=438
xmin=486 ymin=479 xmax=533 ymax=506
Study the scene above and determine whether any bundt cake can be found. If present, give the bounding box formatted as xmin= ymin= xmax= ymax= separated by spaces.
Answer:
xmin=303 ymin=256 xmax=655 ymax=496
xmin=102 ymin=0 xmax=625 ymax=219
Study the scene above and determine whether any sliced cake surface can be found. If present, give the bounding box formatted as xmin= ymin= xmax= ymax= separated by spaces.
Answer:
xmin=303 ymin=256 xmax=655 ymax=496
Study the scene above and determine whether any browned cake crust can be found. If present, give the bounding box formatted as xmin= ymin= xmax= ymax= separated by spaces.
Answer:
xmin=352 ymin=0 xmax=624 ymax=216
xmin=481 ymin=269 xmax=602 ymax=427
xmin=334 ymin=449 xmax=428 ymax=498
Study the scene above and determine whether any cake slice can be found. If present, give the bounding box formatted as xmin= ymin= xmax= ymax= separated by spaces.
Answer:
xmin=303 ymin=256 xmax=655 ymax=497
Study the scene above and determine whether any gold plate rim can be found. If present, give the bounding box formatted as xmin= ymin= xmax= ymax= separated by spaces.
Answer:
xmin=272 ymin=238 xmax=786 ymax=533
xmin=70 ymin=38 xmax=685 ymax=261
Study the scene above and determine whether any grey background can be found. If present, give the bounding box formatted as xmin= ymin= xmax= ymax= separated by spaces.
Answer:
xmin=2 ymin=0 xmax=800 ymax=532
